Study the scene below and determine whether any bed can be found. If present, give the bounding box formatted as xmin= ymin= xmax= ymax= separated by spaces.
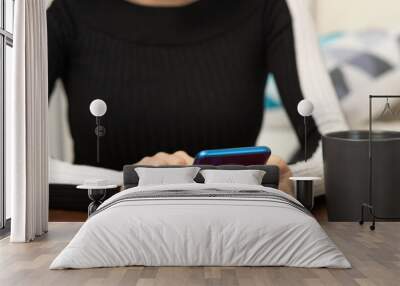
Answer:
xmin=50 ymin=165 xmax=350 ymax=269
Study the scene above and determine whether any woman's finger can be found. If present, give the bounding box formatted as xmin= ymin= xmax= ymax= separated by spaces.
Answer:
xmin=136 ymin=151 xmax=192 ymax=166
xmin=136 ymin=154 xmax=167 ymax=166
xmin=154 ymin=152 xmax=185 ymax=165
xmin=174 ymin=151 xmax=194 ymax=165
xmin=166 ymin=154 xmax=187 ymax=165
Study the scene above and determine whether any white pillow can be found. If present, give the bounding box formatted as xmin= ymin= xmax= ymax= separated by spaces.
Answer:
xmin=200 ymin=169 xmax=266 ymax=185
xmin=135 ymin=167 xmax=201 ymax=186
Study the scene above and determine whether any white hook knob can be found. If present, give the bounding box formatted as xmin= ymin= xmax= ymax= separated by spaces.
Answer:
xmin=297 ymin=99 xmax=314 ymax=117
xmin=90 ymin=99 xmax=107 ymax=117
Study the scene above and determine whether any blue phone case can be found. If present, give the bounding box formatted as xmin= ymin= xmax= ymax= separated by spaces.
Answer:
xmin=194 ymin=146 xmax=271 ymax=166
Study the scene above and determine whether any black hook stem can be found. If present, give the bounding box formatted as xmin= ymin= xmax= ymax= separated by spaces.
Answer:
xmin=96 ymin=117 xmax=100 ymax=164
xmin=304 ymin=116 xmax=307 ymax=163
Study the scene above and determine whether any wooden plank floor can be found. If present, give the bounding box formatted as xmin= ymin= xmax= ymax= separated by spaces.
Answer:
xmin=1 ymin=222 xmax=400 ymax=286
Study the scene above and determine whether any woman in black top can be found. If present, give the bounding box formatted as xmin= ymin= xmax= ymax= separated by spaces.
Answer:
xmin=47 ymin=0 xmax=327 ymax=194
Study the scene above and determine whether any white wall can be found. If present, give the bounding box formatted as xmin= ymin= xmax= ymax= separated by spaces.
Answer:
xmin=313 ymin=0 xmax=400 ymax=33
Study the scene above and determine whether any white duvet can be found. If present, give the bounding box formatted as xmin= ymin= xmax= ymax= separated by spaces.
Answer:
xmin=50 ymin=183 xmax=350 ymax=269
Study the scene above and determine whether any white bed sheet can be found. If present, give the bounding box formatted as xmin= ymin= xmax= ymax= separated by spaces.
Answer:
xmin=50 ymin=183 xmax=350 ymax=269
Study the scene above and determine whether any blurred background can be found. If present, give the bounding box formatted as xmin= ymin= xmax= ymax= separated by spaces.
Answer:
xmin=48 ymin=0 xmax=400 ymax=163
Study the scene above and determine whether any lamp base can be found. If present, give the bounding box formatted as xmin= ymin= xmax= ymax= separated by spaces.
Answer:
xmin=289 ymin=177 xmax=321 ymax=211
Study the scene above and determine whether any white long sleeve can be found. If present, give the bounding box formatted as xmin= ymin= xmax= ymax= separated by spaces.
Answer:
xmin=285 ymin=0 xmax=349 ymax=194
xmin=49 ymin=158 xmax=123 ymax=186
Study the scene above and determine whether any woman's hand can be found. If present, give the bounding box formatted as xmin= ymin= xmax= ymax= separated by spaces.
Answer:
xmin=267 ymin=155 xmax=294 ymax=197
xmin=135 ymin=151 xmax=194 ymax=166
xmin=135 ymin=151 xmax=294 ymax=196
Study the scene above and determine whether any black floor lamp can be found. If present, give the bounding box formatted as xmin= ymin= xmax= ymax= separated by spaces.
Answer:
xmin=290 ymin=100 xmax=321 ymax=211
xmin=77 ymin=99 xmax=116 ymax=217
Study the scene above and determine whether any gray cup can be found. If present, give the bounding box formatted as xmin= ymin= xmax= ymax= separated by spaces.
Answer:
xmin=322 ymin=130 xmax=400 ymax=221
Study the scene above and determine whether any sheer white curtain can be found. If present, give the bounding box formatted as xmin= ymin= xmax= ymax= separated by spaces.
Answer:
xmin=7 ymin=0 xmax=48 ymax=242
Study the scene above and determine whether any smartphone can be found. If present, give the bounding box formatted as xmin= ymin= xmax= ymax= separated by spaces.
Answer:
xmin=194 ymin=146 xmax=271 ymax=166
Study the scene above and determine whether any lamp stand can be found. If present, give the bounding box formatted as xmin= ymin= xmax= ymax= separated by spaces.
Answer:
xmin=94 ymin=117 xmax=106 ymax=164
xmin=304 ymin=116 xmax=307 ymax=162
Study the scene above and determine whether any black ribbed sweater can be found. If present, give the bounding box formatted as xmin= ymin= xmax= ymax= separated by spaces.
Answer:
xmin=47 ymin=0 xmax=320 ymax=171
